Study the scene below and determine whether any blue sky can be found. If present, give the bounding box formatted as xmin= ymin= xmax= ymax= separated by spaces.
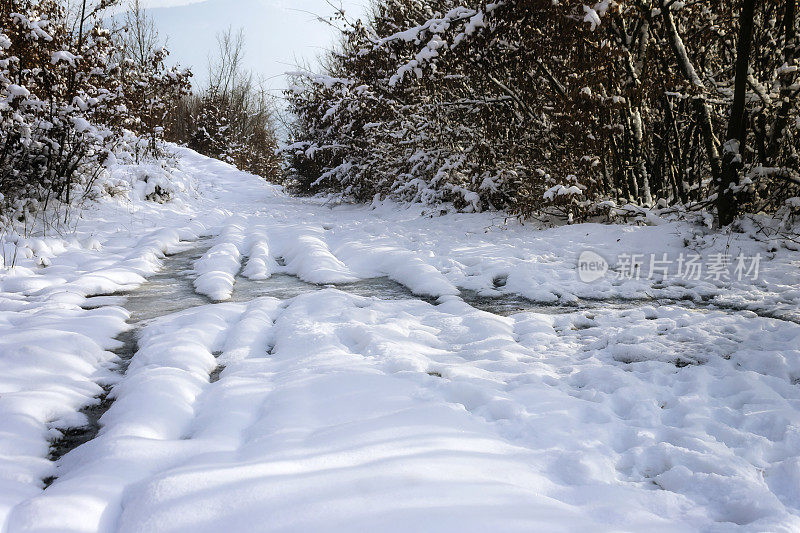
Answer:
xmin=140 ymin=0 xmax=367 ymax=91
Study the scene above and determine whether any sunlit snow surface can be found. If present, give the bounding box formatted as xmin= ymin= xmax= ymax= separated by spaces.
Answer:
xmin=1 ymin=147 xmax=799 ymax=532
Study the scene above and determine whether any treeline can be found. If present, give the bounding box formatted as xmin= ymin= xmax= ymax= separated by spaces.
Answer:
xmin=285 ymin=0 xmax=799 ymax=225
xmin=165 ymin=28 xmax=280 ymax=179
xmin=0 ymin=0 xmax=279 ymax=226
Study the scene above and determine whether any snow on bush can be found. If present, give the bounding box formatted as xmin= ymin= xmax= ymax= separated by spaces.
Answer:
xmin=0 ymin=0 xmax=192 ymax=230
xmin=284 ymin=0 xmax=799 ymax=224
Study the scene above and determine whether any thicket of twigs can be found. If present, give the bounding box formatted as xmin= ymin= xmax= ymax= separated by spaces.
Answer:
xmin=285 ymin=0 xmax=799 ymax=225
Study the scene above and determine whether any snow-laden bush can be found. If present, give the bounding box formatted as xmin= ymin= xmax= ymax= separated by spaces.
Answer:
xmin=96 ymin=160 xmax=195 ymax=205
xmin=0 ymin=1 xmax=120 ymax=226
xmin=0 ymin=0 xmax=193 ymax=229
xmin=285 ymin=0 xmax=799 ymax=224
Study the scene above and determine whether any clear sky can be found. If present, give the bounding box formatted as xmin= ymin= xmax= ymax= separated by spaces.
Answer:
xmin=139 ymin=0 xmax=367 ymax=92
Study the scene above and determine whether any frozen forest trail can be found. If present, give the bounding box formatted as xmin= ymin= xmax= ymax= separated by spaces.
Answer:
xmin=1 ymin=149 xmax=800 ymax=532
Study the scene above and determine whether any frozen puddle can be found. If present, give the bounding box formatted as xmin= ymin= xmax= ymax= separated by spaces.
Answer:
xmin=47 ymin=244 xmax=549 ymax=472
xmin=232 ymin=274 xmax=425 ymax=303
xmin=48 ymin=246 xmax=428 ymax=472
xmin=46 ymin=243 xmax=214 ymax=470
xmin=115 ymin=243 xmax=212 ymax=322
xmin=462 ymin=288 xmax=800 ymax=325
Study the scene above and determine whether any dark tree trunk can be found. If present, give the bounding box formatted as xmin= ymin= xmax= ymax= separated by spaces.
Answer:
xmin=718 ymin=0 xmax=757 ymax=226
xmin=77 ymin=0 xmax=87 ymax=53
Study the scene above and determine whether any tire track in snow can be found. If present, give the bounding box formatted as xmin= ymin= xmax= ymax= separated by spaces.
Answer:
xmin=44 ymin=236 xmax=220 ymax=472
xmin=0 ymin=224 xmax=213 ymax=526
xmin=334 ymin=241 xmax=459 ymax=298
xmin=272 ymin=227 xmax=359 ymax=284
xmin=114 ymin=291 xmax=613 ymax=533
xmin=193 ymin=218 xmax=248 ymax=302
xmin=241 ymin=226 xmax=276 ymax=281
xmin=5 ymin=301 xmax=250 ymax=532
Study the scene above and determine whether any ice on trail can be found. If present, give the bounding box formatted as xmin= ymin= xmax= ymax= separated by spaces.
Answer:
xmin=1 ymin=147 xmax=800 ymax=532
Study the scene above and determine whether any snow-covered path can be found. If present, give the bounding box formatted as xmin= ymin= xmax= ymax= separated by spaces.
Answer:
xmin=1 ymin=149 xmax=799 ymax=532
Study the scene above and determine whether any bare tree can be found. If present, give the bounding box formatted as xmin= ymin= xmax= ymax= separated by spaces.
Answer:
xmin=121 ymin=0 xmax=160 ymax=69
xmin=166 ymin=27 xmax=280 ymax=180
xmin=208 ymin=27 xmax=247 ymax=99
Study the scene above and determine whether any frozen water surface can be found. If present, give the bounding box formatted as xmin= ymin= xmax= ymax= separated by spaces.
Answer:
xmin=49 ymin=239 xmax=796 ymax=473
xmin=51 ymin=236 xmax=797 ymax=475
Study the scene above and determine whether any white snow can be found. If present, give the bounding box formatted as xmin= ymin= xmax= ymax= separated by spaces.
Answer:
xmin=6 ymin=85 xmax=30 ymax=99
xmin=193 ymin=220 xmax=246 ymax=301
xmin=1 ymin=147 xmax=799 ymax=531
xmin=71 ymin=117 xmax=92 ymax=133
xmin=240 ymin=230 xmax=274 ymax=281
xmin=50 ymin=51 xmax=77 ymax=66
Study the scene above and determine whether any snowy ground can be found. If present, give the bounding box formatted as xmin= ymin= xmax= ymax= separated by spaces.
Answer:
xmin=1 ymin=148 xmax=799 ymax=532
